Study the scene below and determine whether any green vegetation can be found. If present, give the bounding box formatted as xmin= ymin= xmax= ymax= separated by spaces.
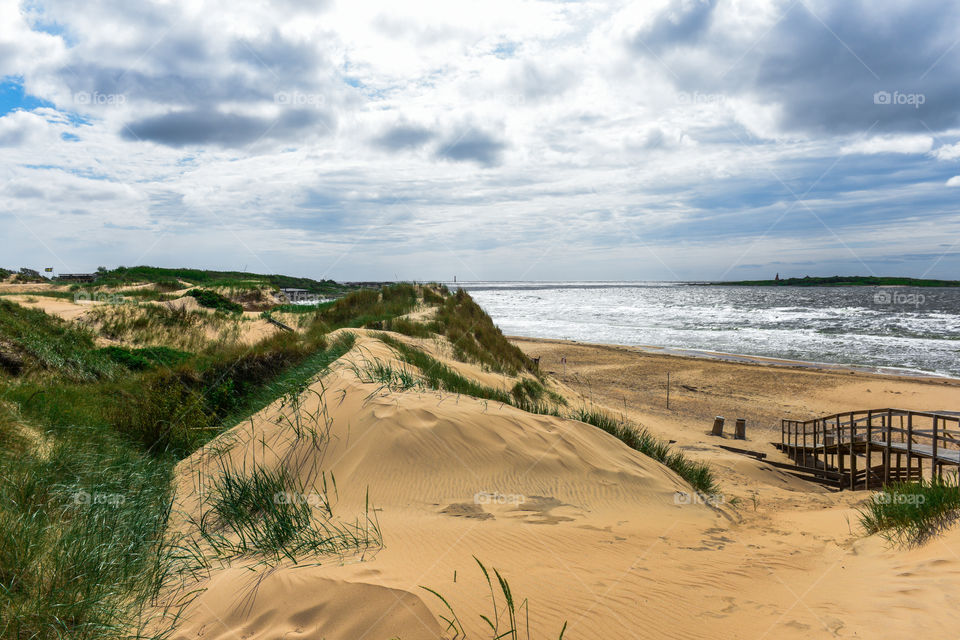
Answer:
xmin=13 ymin=268 xmax=46 ymax=284
xmin=717 ymin=275 xmax=960 ymax=287
xmin=428 ymin=288 xmax=537 ymax=376
xmin=354 ymin=358 xmax=421 ymax=391
xmin=71 ymin=265 xmax=353 ymax=295
xmin=269 ymin=300 xmax=336 ymax=314
xmin=376 ymin=334 xmax=514 ymax=404
xmin=422 ymin=557 xmax=567 ymax=640
xmin=383 ymin=316 xmax=434 ymax=338
xmin=858 ymin=477 xmax=960 ymax=545
xmin=186 ymin=288 xmax=244 ymax=313
xmin=0 ymin=411 xmax=173 ymax=640
xmin=570 ymin=407 xmax=718 ymax=496
xmin=315 ymin=284 xmax=418 ymax=328
xmin=95 ymin=345 xmax=193 ymax=371
xmin=0 ymin=283 xmax=427 ymax=639
xmin=0 ymin=299 xmax=118 ymax=380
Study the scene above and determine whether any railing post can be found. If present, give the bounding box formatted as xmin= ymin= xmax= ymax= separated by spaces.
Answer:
xmin=883 ymin=409 xmax=891 ymax=486
xmin=849 ymin=412 xmax=856 ymax=490
xmin=837 ymin=419 xmax=845 ymax=489
xmin=802 ymin=420 xmax=808 ymax=467
xmin=907 ymin=412 xmax=914 ymax=481
xmin=866 ymin=410 xmax=873 ymax=489
xmin=932 ymin=415 xmax=939 ymax=481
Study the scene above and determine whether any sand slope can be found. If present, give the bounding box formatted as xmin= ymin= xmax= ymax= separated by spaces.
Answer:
xmin=158 ymin=332 xmax=960 ymax=640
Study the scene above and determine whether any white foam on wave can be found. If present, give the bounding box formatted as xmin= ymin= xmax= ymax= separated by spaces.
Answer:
xmin=459 ymin=282 xmax=960 ymax=377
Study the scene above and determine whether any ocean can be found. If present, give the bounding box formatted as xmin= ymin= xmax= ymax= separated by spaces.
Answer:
xmin=452 ymin=282 xmax=960 ymax=378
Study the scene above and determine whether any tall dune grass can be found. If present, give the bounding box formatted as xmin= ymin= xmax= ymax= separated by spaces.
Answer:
xmin=858 ymin=476 xmax=960 ymax=545
xmin=422 ymin=557 xmax=567 ymax=640
xmin=569 ymin=407 xmax=718 ymax=497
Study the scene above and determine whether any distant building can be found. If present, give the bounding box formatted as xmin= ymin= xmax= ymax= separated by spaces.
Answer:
xmin=279 ymin=288 xmax=313 ymax=303
xmin=57 ymin=273 xmax=98 ymax=283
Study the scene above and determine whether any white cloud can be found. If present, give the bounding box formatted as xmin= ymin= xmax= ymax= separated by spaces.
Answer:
xmin=932 ymin=142 xmax=960 ymax=161
xmin=1 ymin=0 xmax=959 ymax=278
xmin=841 ymin=135 xmax=934 ymax=156
xmin=946 ymin=176 xmax=960 ymax=187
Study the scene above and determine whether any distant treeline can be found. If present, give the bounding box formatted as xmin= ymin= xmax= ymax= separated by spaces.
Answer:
xmin=715 ymin=275 xmax=960 ymax=287
xmin=57 ymin=265 xmax=354 ymax=295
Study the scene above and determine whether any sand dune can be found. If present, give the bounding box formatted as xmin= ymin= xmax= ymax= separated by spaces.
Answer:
xmin=157 ymin=331 xmax=960 ymax=640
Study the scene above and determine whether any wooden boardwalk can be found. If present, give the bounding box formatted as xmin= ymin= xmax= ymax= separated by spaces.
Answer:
xmin=775 ymin=408 xmax=960 ymax=490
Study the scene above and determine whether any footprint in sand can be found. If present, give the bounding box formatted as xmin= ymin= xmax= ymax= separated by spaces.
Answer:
xmin=440 ymin=502 xmax=494 ymax=520
xmin=511 ymin=495 xmax=576 ymax=525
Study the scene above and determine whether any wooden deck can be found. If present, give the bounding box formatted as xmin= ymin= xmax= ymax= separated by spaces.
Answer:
xmin=776 ymin=408 xmax=960 ymax=490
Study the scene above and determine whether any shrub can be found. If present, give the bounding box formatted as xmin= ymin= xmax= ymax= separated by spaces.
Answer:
xmin=96 ymin=345 xmax=194 ymax=371
xmin=186 ymin=288 xmax=243 ymax=313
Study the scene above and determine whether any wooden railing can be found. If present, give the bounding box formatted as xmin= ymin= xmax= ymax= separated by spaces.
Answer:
xmin=780 ymin=408 xmax=960 ymax=490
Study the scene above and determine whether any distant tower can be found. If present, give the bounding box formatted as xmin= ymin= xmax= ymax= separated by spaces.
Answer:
xmin=775 ymin=273 xmax=780 ymax=281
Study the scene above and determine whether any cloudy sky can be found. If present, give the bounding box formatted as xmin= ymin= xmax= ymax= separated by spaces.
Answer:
xmin=1 ymin=0 xmax=959 ymax=281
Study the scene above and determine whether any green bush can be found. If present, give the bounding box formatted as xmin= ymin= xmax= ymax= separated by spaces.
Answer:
xmin=95 ymin=345 xmax=194 ymax=371
xmin=186 ymin=289 xmax=243 ymax=313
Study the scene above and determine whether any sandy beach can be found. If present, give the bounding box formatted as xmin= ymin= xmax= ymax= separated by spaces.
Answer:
xmin=159 ymin=331 xmax=960 ymax=640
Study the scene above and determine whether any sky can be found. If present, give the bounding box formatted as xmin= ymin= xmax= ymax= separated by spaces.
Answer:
xmin=1 ymin=0 xmax=959 ymax=282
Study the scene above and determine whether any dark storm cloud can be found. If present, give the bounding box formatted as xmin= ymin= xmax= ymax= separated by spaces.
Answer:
xmin=61 ymin=64 xmax=269 ymax=107
xmin=628 ymin=0 xmax=718 ymax=53
xmin=435 ymin=128 xmax=506 ymax=166
xmin=630 ymin=0 xmax=960 ymax=134
xmin=372 ymin=123 xmax=435 ymax=150
xmin=229 ymin=31 xmax=323 ymax=80
xmin=752 ymin=1 xmax=960 ymax=134
xmin=121 ymin=108 xmax=334 ymax=148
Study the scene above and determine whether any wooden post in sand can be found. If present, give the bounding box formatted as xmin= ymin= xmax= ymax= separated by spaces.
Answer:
xmin=734 ymin=418 xmax=745 ymax=440
xmin=712 ymin=416 xmax=725 ymax=437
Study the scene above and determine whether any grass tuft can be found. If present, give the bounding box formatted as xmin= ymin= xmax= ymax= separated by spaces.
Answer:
xmin=858 ymin=476 xmax=960 ymax=545
xmin=422 ymin=558 xmax=566 ymax=640
xmin=570 ymin=407 xmax=719 ymax=497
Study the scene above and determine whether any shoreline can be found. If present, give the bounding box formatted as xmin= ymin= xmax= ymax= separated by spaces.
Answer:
xmin=509 ymin=334 xmax=960 ymax=384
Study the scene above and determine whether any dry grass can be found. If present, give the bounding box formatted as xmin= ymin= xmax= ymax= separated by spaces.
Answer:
xmin=82 ymin=302 xmax=246 ymax=350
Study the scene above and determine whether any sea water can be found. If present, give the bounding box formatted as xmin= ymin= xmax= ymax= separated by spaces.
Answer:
xmin=452 ymin=282 xmax=960 ymax=378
